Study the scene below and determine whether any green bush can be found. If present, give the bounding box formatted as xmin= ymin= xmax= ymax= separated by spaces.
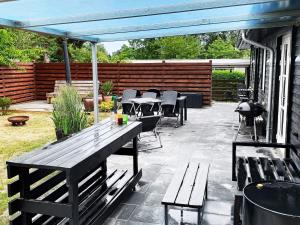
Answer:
xmin=100 ymin=101 xmax=114 ymax=112
xmin=52 ymin=85 xmax=88 ymax=137
xmin=212 ymin=70 xmax=245 ymax=81
xmin=0 ymin=97 xmax=12 ymax=115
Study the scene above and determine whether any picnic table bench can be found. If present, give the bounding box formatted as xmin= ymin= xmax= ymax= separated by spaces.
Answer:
xmin=6 ymin=119 xmax=142 ymax=225
xmin=46 ymin=80 xmax=97 ymax=103
xmin=162 ymin=162 xmax=210 ymax=225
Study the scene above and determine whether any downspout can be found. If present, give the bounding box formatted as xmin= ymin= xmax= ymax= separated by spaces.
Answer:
xmin=241 ymin=30 xmax=274 ymax=142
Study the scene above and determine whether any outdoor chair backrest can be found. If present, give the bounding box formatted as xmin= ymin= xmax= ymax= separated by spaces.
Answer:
xmin=147 ymin=89 xmax=161 ymax=98
xmin=142 ymin=92 xmax=157 ymax=99
xmin=161 ymin=91 xmax=178 ymax=106
xmin=138 ymin=115 xmax=161 ymax=132
xmin=121 ymin=89 xmax=137 ymax=103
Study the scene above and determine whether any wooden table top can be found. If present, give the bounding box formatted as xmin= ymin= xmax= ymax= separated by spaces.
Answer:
xmin=7 ymin=119 xmax=142 ymax=170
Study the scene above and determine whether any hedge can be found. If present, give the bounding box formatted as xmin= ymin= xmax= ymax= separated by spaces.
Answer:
xmin=212 ymin=70 xmax=245 ymax=81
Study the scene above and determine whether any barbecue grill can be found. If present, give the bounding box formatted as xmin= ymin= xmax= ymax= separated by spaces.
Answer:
xmin=235 ymin=101 xmax=265 ymax=141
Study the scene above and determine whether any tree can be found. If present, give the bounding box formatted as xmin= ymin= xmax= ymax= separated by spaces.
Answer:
xmin=205 ymin=38 xmax=244 ymax=59
xmin=0 ymin=29 xmax=46 ymax=66
xmin=157 ymin=36 xmax=204 ymax=59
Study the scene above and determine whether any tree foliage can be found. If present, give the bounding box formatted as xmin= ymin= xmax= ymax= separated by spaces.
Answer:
xmin=0 ymin=28 xmax=249 ymax=66
xmin=113 ymin=32 xmax=249 ymax=60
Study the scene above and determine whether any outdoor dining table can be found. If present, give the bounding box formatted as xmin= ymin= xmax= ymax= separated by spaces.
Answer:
xmin=128 ymin=96 xmax=188 ymax=126
xmin=6 ymin=119 xmax=142 ymax=225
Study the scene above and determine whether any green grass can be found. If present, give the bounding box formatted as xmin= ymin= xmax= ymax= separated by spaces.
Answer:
xmin=0 ymin=111 xmax=56 ymax=219
xmin=0 ymin=110 xmax=110 ymax=222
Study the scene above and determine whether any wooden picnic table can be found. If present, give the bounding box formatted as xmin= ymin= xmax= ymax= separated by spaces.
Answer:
xmin=6 ymin=119 xmax=142 ymax=225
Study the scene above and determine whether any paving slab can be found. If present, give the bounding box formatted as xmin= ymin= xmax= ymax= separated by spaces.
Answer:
xmin=104 ymin=102 xmax=272 ymax=225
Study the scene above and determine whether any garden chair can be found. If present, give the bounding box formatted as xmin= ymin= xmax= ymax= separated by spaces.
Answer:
xmin=138 ymin=92 xmax=157 ymax=116
xmin=137 ymin=115 xmax=162 ymax=151
xmin=161 ymin=91 xmax=179 ymax=125
xmin=121 ymin=89 xmax=137 ymax=116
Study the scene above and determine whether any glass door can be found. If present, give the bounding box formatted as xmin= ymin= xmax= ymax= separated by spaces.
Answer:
xmin=277 ymin=34 xmax=291 ymax=143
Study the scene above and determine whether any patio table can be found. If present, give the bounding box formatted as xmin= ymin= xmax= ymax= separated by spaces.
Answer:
xmin=6 ymin=119 xmax=142 ymax=225
xmin=128 ymin=96 xmax=187 ymax=125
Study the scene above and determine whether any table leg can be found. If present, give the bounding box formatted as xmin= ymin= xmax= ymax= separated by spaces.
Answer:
xmin=164 ymin=205 xmax=169 ymax=225
xmin=68 ymin=175 xmax=79 ymax=225
xmin=20 ymin=168 xmax=32 ymax=225
xmin=133 ymin=137 xmax=138 ymax=175
xmin=232 ymin=143 xmax=237 ymax=181
xmin=184 ymin=99 xmax=187 ymax=121
xmin=180 ymin=106 xmax=184 ymax=126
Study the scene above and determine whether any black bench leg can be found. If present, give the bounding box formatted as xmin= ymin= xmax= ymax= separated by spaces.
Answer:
xmin=197 ymin=207 xmax=202 ymax=225
xmin=164 ymin=205 xmax=169 ymax=225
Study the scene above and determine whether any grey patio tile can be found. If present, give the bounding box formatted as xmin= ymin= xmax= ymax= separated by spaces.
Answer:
xmin=129 ymin=205 xmax=164 ymax=224
xmin=204 ymin=200 xmax=233 ymax=216
xmin=136 ymin=180 xmax=151 ymax=193
xmin=202 ymin=213 xmax=232 ymax=225
xmin=123 ymin=191 xmax=147 ymax=205
xmin=110 ymin=204 xmax=137 ymax=220
xmin=147 ymin=173 xmax=173 ymax=194
xmin=207 ymin=181 xmax=235 ymax=202
xmin=144 ymin=193 xmax=164 ymax=206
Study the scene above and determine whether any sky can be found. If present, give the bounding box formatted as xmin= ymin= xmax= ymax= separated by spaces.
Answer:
xmin=102 ymin=41 xmax=128 ymax=55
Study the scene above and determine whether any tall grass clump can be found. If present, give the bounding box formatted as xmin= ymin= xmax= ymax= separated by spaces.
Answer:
xmin=52 ymin=85 xmax=87 ymax=139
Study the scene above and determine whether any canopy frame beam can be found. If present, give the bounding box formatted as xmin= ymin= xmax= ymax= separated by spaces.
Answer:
xmin=91 ymin=42 xmax=99 ymax=124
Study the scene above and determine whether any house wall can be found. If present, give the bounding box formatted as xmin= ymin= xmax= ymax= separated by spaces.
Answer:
xmin=247 ymin=25 xmax=300 ymax=155
xmin=290 ymin=27 xmax=300 ymax=155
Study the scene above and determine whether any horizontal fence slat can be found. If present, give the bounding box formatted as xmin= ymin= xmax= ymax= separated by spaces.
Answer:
xmin=1 ymin=62 xmax=213 ymax=105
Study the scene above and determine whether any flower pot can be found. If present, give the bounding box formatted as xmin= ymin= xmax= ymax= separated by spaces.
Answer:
xmin=83 ymin=96 xmax=101 ymax=112
xmin=103 ymin=95 xmax=113 ymax=102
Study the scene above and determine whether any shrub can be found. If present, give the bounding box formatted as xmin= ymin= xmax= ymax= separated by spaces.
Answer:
xmin=100 ymin=101 xmax=114 ymax=112
xmin=0 ymin=97 xmax=12 ymax=115
xmin=212 ymin=70 xmax=245 ymax=81
xmin=52 ymin=85 xmax=88 ymax=138
xmin=101 ymin=81 xmax=114 ymax=96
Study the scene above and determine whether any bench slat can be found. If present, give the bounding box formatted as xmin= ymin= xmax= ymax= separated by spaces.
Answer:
xmin=175 ymin=162 xmax=199 ymax=206
xmin=162 ymin=164 xmax=189 ymax=204
xmin=189 ymin=163 xmax=210 ymax=207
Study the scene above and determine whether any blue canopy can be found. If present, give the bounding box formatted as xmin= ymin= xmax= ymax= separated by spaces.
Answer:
xmin=0 ymin=0 xmax=300 ymax=42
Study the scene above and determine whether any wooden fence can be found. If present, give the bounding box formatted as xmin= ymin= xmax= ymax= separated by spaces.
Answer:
xmin=0 ymin=63 xmax=36 ymax=103
xmin=0 ymin=62 xmax=212 ymax=105
xmin=212 ymin=79 xmax=243 ymax=101
xmin=35 ymin=62 xmax=212 ymax=105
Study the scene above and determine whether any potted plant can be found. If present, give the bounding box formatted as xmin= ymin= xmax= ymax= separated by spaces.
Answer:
xmin=52 ymin=85 xmax=88 ymax=140
xmin=101 ymin=81 xmax=114 ymax=102
xmin=82 ymin=92 xmax=102 ymax=112
xmin=0 ymin=97 xmax=12 ymax=115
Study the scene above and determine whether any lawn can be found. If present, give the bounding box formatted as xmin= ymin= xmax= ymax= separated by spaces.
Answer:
xmin=0 ymin=111 xmax=56 ymax=219
xmin=0 ymin=110 xmax=110 ymax=222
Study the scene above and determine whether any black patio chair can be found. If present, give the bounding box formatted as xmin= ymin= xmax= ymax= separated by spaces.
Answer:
xmin=138 ymin=92 xmax=157 ymax=116
xmin=147 ymin=88 xmax=161 ymax=98
xmin=137 ymin=115 xmax=162 ymax=150
xmin=121 ymin=89 xmax=137 ymax=115
xmin=147 ymin=89 xmax=161 ymax=114
xmin=161 ymin=91 xmax=179 ymax=124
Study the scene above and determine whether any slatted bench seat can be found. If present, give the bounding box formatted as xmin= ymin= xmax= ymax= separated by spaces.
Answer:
xmin=162 ymin=162 xmax=210 ymax=225
xmin=46 ymin=80 xmax=97 ymax=103
xmin=232 ymin=141 xmax=300 ymax=225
